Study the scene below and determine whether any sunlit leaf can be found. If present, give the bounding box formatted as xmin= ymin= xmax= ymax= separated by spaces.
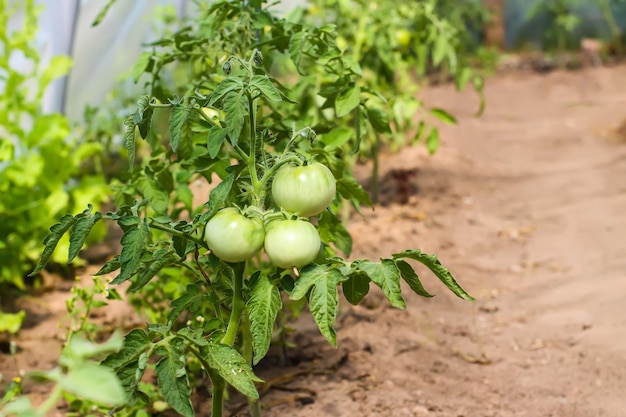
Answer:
xmin=247 ymin=275 xmax=282 ymax=364
xmin=201 ymin=342 xmax=262 ymax=399
xmin=29 ymin=214 xmax=77 ymax=276
xmin=355 ymin=259 xmax=405 ymax=309
xmin=393 ymin=249 xmax=474 ymax=300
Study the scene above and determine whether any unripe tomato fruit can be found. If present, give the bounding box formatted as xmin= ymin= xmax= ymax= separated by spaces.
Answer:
xmin=204 ymin=208 xmax=265 ymax=263
xmin=271 ymin=162 xmax=336 ymax=217
xmin=395 ymin=29 xmax=411 ymax=47
xmin=264 ymin=220 xmax=321 ymax=269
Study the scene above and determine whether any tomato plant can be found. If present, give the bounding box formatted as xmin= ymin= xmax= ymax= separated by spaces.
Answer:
xmin=30 ymin=45 xmax=473 ymax=417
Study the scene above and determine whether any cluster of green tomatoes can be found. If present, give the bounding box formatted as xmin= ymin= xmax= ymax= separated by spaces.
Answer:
xmin=204 ymin=162 xmax=336 ymax=270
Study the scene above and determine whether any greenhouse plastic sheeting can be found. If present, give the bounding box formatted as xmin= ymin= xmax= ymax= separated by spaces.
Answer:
xmin=15 ymin=0 xmax=626 ymax=120
xmin=504 ymin=0 xmax=626 ymax=48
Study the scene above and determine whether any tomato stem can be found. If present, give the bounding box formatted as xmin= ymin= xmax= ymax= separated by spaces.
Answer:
xmin=241 ymin=312 xmax=262 ymax=417
xmin=221 ymin=262 xmax=246 ymax=346
xmin=148 ymin=221 xmax=208 ymax=249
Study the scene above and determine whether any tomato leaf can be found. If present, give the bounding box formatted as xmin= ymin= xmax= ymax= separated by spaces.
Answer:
xmin=341 ymin=271 xmax=370 ymax=305
xmin=60 ymin=363 xmax=126 ymax=406
xmin=169 ymin=102 xmax=191 ymax=154
xmin=394 ymin=259 xmax=434 ymax=298
xmin=393 ymin=249 xmax=473 ymax=300
xmin=317 ymin=210 xmax=352 ymax=257
xmin=200 ymin=342 xmax=262 ymax=399
xmin=354 ymin=259 xmax=406 ymax=310
xmin=425 ymin=127 xmax=440 ymax=154
xmin=335 ymin=84 xmax=361 ymax=117
xmin=124 ymin=117 xmax=136 ymax=170
xmin=137 ymin=176 xmax=170 ymax=214
xmin=68 ymin=205 xmax=102 ymax=264
xmin=199 ymin=171 xmax=236 ymax=227
xmin=177 ymin=327 xmax=208 ymax=347
xmin=93 ymin=256 xmax=121 ymax=276
xmin=132 ymin=52 xmax=152 ymax=83
xmin=155 ymin=344 xmax=194 ymax=417
xmin=247 ymin=275 xmax=282 ymax=365
xmin=135 ymin=95 xmax=154 ymax=138
xmin=251 ymin=75 xmax=282 ymax=103
xmin=167 ymin=282 xmax=205 ymax=322
xmin=207 ymin=125 xmax=228 ymax=158
xmin=111 ymin=217 xmax=149 ymax=285
xmin=336 ymin=177 xmax=373 ymax=208
xmin=223 ymin=91 xmax=247 ymax=145
xmin=291 ymin=264 xmax=341 ymax=346
xmin=102 ymin=329 xmax=151 ymax=370
xmin=429 ymin=108 xmax=457 ymax=125
xmin=208 ymin=77 xmax=244 ymax=106
xmin=129 ymin=249 xmax=175 ymax=292
xmin=366 ymin=105 xmax=392 ymax=134
xmin=29 ymin=214 xmax=78 ymax=276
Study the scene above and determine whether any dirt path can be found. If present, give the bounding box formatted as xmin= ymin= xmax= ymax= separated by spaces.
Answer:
xmin=259 ymin=66 xmax=626 ymax=417
xmin=3 ymin=66 xmax=626 ymax=417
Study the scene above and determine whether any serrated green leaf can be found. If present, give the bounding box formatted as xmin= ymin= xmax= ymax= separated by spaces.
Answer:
xmin=1 ymin=396 xmax=36 ymax=416
xmin=202 ymin=342 xmax=262 ymax=399
xmin=207 ymin=125 xmax=228 ymax=159
xmin=167 ymin=282 xmax=204 ymax=322
xmin=0 ymin=310 xmax=26 ymax=334
xmin=137 ymin=176 xmax=169 ymax=214
xmin=208 ymin=77 xmax=244 ymax=106
xmin=317 ymin=210 xmax=352 ymax=257
xmin=356 ymin=259 xmax=405 ymax=309
xmin=156 ymin=349 xmax=194 ymax=417
xmin=247 ymin=275 xmax=282 ymax=365
xmin=124 ymin=117 xmax=136 ymax=170
xmin=102 ymin=329 xmax=151 ymax=370
xmin=336 ymin=177 xmax=372 ymax=207
xmin=111 ymin=218 xmax=149 ymax=285
xmin=94 ymin=256 xmax=121 ymax=275
xmin=135 ymin=95 xmax=154 ymax=138
xmin=177 ymin=327 xmax=208 ymax=347
xmin=425 ymin=128 xmax=440 ymax=154
xmin=65 ymin=332 xmax=123 ymax=360
xmin=291 ymin=264 xmax=341 ymax=346
xmin=321 ymin=127 xmax=353 ymax=147
xmin=115 ymin=362 xmax=146 ymax=405
xmin=169 ymin=103 xmax=191 ymax=153
xmin=341 ymin=271 xmax=370 ymax=305
xmin=366 ymin=106 xmax=392 ymax=134
xmin=394 ymin=259 xmax=434 ymax=298
xmin=129 ymin=249 xmax=173 ymax=292
xmin=335 ymin=84 xmax=361 ymax=117
xmin=61 ymin=363 xmax=126 ymax=406
xmin=132 ymin=52 xmax=152 ymax=83
xmin=430 ymin=108 xmax=457 ymax=125
xmin=224 ymin=91 xmax=246 ymax=145
xmin=68 ymin=206 xmax=102 ymax=263
xmin=393 ymin=249 xmax=474 ymax=300
xmin=251 ymin=75 xmax=282 ymax=103
xmin=200 ymin=171 xmax=235 ymax=226
xmin=29 ymin=214 xmax=78 ymax=276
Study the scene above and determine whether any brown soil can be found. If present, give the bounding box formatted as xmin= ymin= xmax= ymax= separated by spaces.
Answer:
xmin=3 ymin=64 xmax=626 ymax=417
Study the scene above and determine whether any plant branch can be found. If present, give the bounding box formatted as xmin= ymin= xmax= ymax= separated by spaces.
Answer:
xmin=148 ymin=222 xmax=208 ymax=249
xmin=221 ymin=262 xmax=246 ymax=346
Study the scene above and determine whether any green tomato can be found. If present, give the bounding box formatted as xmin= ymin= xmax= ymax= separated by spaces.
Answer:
xmin=271 ymin=162 xmax=336 ymax=217
xmin=395 ymin=29 xmax=411 ymax=48
xmin=264 ymin=220 xmax=321 ymax=269
xmin=204 ymin=208 xmax=265 ymax=263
